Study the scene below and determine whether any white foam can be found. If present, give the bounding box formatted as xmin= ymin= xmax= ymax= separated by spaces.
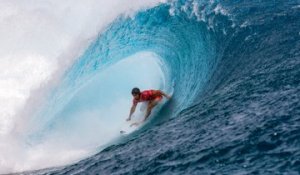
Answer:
xmin=0 ymin=0 xmax=166 ymax=173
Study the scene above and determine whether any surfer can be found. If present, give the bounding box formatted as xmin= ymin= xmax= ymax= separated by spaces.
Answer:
xmin=127 ymin=87 xmax=171 ymax=126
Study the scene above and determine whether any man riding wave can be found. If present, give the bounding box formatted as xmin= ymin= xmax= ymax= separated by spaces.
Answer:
xmin=127 ymin=87 xmax=171 ymax=126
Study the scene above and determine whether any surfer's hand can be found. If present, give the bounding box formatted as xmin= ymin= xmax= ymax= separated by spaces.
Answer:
xmin=165 ymin=94 xmax=171 ymax=100
xmin=126 ymin=117 xmax=131 ymax=121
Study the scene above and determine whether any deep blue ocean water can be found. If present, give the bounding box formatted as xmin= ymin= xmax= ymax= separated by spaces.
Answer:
xmin=24 ymin=0 xmax=300 ymax=174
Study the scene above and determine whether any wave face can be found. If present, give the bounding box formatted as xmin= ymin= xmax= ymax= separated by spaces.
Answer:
xmin=19 ymin=0 xmax=300 ymax=174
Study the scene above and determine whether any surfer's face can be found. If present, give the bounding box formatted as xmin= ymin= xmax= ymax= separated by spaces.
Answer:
xmin=133 ymin=93 xmax=140 ymax=100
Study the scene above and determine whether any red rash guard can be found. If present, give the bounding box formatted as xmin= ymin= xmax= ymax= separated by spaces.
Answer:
xmin=133 ymin=90 xmax=163 ymax=105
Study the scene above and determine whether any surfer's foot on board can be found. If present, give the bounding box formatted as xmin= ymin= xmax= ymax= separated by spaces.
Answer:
xmin=130 ymin=122 xmax=140 ymax=127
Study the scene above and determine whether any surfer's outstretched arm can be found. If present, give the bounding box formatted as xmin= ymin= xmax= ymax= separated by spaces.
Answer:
xmin=159 ymin=90 xmax=171 ymax=99
xmin=127 ymin=104 xmax=137 ymax=121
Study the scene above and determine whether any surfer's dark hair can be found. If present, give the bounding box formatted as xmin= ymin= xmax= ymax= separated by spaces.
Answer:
xmin=131 ymin=87 xmax=141 ymax=95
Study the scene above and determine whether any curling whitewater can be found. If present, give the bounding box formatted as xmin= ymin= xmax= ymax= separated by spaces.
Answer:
xmin=17 ymin=0 xmax=300 ymax=174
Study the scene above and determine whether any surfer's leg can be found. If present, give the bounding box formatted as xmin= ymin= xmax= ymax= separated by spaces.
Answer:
xmin=149 ymin=98 xmax=160 ymax=108
xmin=143 ymin=98 xmax=161 ymax=121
